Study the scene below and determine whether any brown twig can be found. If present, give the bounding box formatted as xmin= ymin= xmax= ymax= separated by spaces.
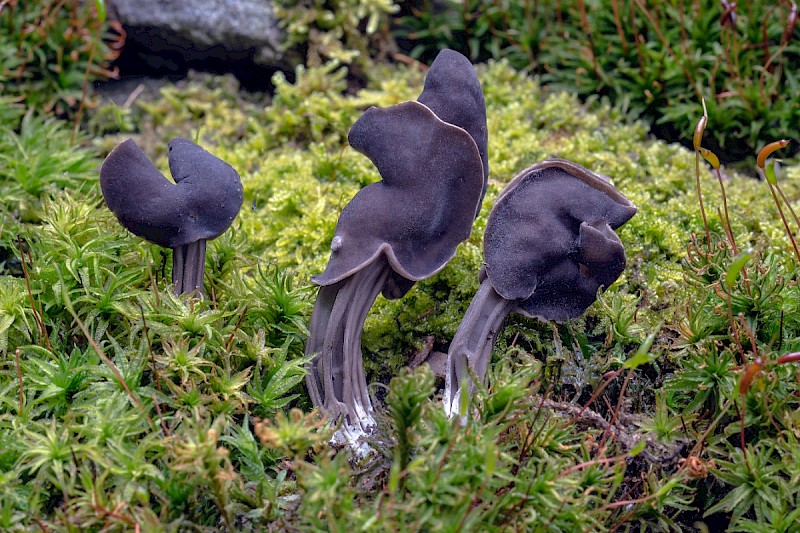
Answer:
xmin=712 ymin=168 xmax=737 ymax=255
xmin=535 ymin=397 xmax=683 ymax=464
xmin=90 ymin=501 xmax=137 ymax=528
xmin=17 ymin=238 xmax=53 ymax=352
xmin=736 ymin=314 xmax=762 ymax=472
xmin=576 ymin=0 xmax=601 ymax=77
xmin=224 ymin=306 xmax=248 ymax=352
xmin=774 ymin=181 xmax=800 ymax=233
xmin=121 ymin=83 xmax=145 ymax=109
xmin=152 ymin=393 xmax=171 ymax=437
xmin=689 ymin=397 xmax=734 ymax=457
xmin=454 ymin=472 xmax=489 ymax=533
xmin=148 ymin=265 xmax=161 ymax=308
xmin=598 ymin=369 xmax=633 ymax=451
xmin=719 ymin=279 xmax=747 ymax=365
xmin=558 ymin=454 xmax=628 ymax=478
xmin=577 ymin=369 xmax=621 ymax=418
xmin=392 ymin=52 xmax=427 ymax=71
xmin=516 ymin=406 xmax=553 ymax=477
xmin=137 ymin=302 xmax=162 ymax=393
xmin=71 ymin=38 xmax=95 ymax=143
xmin=594 ymin=492 xmax=661 ymax=513
xmin=634 ymin=0 xmax=701 ymax=100
xmin=611 ymin=0 xmax=628 ymax=53
xmin=15 ymin=348 xmax=24 ymax=413
xmin=767 ymin=181 xmax=800 ymax=262
xmin=58 ymin=269 xmax=154 ymax=428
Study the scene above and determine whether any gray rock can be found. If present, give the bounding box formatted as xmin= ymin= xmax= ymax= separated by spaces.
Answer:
xmin=109 ymin=0 xmax=293 ymax=69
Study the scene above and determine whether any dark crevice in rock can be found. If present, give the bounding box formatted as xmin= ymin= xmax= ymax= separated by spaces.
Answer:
xmin=112 ymin=26 xmax=288 ymax=92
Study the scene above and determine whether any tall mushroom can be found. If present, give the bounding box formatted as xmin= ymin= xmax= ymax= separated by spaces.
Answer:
xmin=306 ymin=49 xmax=487 ymax=443
xmin=444 ymin=158 xmax=637 ymax=418
xmin=100 ymin=138 xmax=243 ymax=296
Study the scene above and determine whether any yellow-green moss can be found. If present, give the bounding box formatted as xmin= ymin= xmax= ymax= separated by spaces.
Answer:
xmin=119 ymin=59 xmax=800 ymax=377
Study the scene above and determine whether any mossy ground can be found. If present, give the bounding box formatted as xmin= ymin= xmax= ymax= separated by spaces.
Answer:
xmin=2 ymin=58 xmax=800 ymax=530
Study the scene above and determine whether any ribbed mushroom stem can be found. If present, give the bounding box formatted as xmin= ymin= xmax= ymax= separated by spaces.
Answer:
xmin=305 ymin=256 xmax=391 ymax=439
xmin=172 ymin=239 xmax=207 ymax=296
xmin=444 ymin=277 xmax=514 ymax=419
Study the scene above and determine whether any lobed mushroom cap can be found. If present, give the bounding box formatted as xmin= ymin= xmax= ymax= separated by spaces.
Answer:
xmin=99 ymin=138 xmax=243 ymax=248
xmin=312 ymin=101 xmax=484 ymax=293
xmin=482 ymin=158 xmax=637 ymax=322
xmin=417 ymin=49 xmax=488 ymax=202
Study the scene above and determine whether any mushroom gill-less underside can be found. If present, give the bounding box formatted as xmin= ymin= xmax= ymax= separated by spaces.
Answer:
xmin=444 ymin=159 xmax=637 ymax=418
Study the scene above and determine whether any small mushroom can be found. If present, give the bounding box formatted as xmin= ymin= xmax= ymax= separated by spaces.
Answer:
xmin=444 ymin=158 xmax=637 ymax=418
xmin=305 ymin=50 xmax=486 ymax=443
xmin=100 ymin=138 xmax=243 ymax=296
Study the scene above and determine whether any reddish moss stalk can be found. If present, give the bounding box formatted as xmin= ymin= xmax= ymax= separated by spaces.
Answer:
xmin=693 ymin=103 xmax=711 ymax=252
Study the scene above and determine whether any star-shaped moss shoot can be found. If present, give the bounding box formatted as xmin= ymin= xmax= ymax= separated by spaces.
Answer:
xmin=444 ymin=158 xmax=637 ymax=418
xmin=305 ymin=49 xmax=487 ymax=446
xmin=100 ymin=138 xmax=243 ymax=296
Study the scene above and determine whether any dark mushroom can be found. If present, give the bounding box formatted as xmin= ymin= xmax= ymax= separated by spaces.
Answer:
xmin=444 ymin=158 xmax=637 ymax=417
xmin=306 ymin=51 xmax=487 ymax=443
xmin=364 ymin=48 xmax=490 ymax=302
xmin=100 ymin=138 xmax=243 ymax=296
xmin=417 ymin=49 xmax=489 ymax=204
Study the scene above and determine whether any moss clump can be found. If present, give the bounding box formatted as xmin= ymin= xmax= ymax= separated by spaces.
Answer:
xmin=3 ymin=54 xmax=799 ymax=528
xmin=111 ymin=60 xmax=799 ymax=382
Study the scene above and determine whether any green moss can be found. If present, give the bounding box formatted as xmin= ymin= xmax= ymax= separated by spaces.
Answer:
xmin=3 ymin=50 xmax=800 ymax=528
xmin=117 ymin=60 xmax=800 ymax=380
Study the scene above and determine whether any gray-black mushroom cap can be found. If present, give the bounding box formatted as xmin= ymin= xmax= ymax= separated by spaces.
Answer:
xmin=482 ymin=158 xmax=637 ymax=322
xmin=312 ymin=100 xmax=484 ymax=291
xmin=99 ymin=138 xmax=243 ymax=249
xmin=417 ymin=49 xmax=488 ymax=200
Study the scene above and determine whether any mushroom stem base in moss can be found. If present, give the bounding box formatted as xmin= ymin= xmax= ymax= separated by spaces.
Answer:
xmin=305 ymin=256 xmax=392 ymax=439
xmin=444 ymin=278 xmax=514 ymax=419
xmin=172 ymin=239 xmax=207 ymax=296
